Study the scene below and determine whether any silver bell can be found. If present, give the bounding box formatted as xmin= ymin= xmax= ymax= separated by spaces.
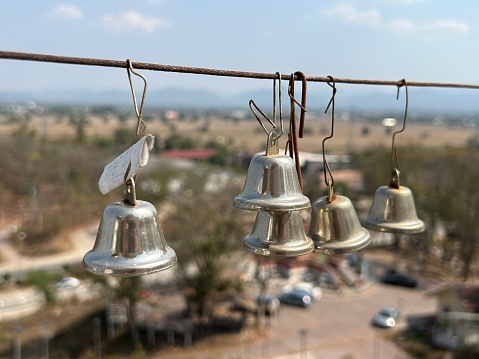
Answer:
xmin=234 ymin=134 xmax=310 ymax=212
xmin=361 ymin=169 xmax=424 ymax=234
xmin=244 ymin=209 xmax=314 ymax=257
xmin=83 ymin=179 xmax=177 ymax=276
xmin=309 ymin=192 xmax=370 ymax=254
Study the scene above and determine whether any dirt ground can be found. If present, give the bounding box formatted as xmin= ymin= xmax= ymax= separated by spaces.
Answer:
xmin=1 ymin=114 xmax=476 ymax=154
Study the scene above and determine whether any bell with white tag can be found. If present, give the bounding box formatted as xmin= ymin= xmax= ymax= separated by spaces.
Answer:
xmin=83 ymin=178 xmax=177 ymax=276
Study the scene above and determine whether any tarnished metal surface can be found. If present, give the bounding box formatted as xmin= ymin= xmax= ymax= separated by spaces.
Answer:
xmin=83 ymin=181 xmax=176 ymax=276
xmin=361 ymin=184 xmax=425 ymax=234
xmin=309 ymin=195 xmax=371 ymax=254
xmin=244 ymin=210 xmax=314 ymax=257
xmin=234 ymin=152 xmax=310 ymax=212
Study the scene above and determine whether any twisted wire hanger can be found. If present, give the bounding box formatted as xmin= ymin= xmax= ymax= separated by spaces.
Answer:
xmin=287 ymin=71 xmax=307 ymax=192
xmin=323 ymin=76 xmax=337 ymax=202
xmin=249 ymin=72 xmax=283 ymax=141
xmin=126 ymin=59 xmax=148 ymax=136
xmin=389 ymin=79 xmax=408 ymax=188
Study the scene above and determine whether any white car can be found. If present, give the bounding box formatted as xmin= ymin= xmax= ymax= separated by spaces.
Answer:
xmin=372 ymin=307 xmax=400 ymax=328
xmin=55 ymin=277 xmax=80 ymax=289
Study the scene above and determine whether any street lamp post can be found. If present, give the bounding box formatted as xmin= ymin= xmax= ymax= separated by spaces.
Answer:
xmin=299 ymin=328 xmax=308 ymax=358
xmin=12 ymin=325 xmax=22 ymax=359
xmin=93 ymin=318 xmax=102 ymax=359
xmin=42 ymin=320 xmax=50 ymax=359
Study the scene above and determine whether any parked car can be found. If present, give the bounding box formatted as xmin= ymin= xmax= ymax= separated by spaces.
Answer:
xmin=371 ymin=307 xmax=400 ymax=328
xmin=282 ymin=282 xmax=322 ymax=301
xmin=278 ymin=290 xmax=312 ymax=308
xmin=254 ymin=294 xmax=280 ymax=315
xmin=381 ymin=269 xmax=417 ymax=288
xmin=55 ymin=277 xmax=80 ymax=289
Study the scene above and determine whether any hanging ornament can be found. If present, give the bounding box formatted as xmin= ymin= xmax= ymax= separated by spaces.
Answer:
xmin=83 ymin=59 xmax=177 ymax=276
xmin=308 ymin=77 xmax=371 ymax=254
xmin=361 ymin=80 xmax=425 ymax=234
xmin=234 ymin=73 xmax=313 ymax=256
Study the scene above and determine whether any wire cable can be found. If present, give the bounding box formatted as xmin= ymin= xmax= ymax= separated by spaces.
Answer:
xmin=1 ymin=50 xmax=479 ymax=90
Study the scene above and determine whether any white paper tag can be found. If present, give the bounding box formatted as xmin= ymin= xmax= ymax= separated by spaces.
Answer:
xmin=98 ymin=134 xmax=155 ymax=195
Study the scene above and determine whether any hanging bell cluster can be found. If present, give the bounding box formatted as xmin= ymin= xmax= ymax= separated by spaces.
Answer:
xmin=361 ymin=168 xmax=424 ymax=234
xmin=83 ymin=178 xmax=177 ymax=276
xmin=234 ymin=133 xmax=314 ymax=257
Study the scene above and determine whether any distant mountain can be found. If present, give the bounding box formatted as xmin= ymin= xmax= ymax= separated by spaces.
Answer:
xmin=0 ymin=86 xmax=477 ymax=113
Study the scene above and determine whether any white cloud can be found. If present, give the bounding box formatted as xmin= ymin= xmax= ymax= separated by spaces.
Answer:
xmin=425 ymin=20 xmax=469 ymax=34
xmin=323 ymin=4 xmax=468 ymax=36
xmin=322 ymin=4 xmax=381 ymax=26
xmin=101 ymin=12 xmax=169 ymax=33
xmin=388 ymin=19 xmax=417 ymax=33
xmin=50 ymin=5 xmax=83 ymax=20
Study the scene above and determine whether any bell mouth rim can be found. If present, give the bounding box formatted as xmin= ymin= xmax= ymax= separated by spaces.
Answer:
xmin=82 ymin=248 xmax=177 ymax=277
xmin=311 ymin=228 xmax=371 ymax=254
xmin=243 ymin=237 xmax=314 ymax=257
xmin=233 ymin=197 xmax=311 ymax=211
xmin=361 ymin=218 xmax=425 ymax=234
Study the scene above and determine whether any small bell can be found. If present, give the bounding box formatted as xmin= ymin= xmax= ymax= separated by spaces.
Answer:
xmin=309 ymin=186 xmax=370 ymax=255
xmin=234 ymin=133 xmax=310 ymax=212
xmin=361 ymin=169 xmax=424 ymax=234
xmin=244 ymin=209 xmax=314 ymax=257
xmin=83 ymin=179 xmax=177 ymax=276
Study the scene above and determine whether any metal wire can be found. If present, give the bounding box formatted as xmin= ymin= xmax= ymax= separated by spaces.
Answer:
xmin=2 ymin=50 xmax=479 ymax=89
xmin=126 ymin=59 xmax=148 ymax=136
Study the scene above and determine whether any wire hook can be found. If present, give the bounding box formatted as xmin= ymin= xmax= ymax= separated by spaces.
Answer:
xmin=249 ymin=72 xmax=283 ymax=140
xmin=390 ymin=79 xmax=408 ymax=185
xmin=287 ymin=71 xmax=307 ymax=137
xmin=322 ymin=76 xmax=337 ymax=201
xmin=286 ymin=71 xmax=307 ymax=192
xmin=126 ymin=59 xmax=148 ymax=136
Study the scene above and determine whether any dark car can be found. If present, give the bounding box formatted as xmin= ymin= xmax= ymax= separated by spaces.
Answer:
xmin=381 ymin=269 xmax=417 ymax=288
xmin=278 ymin=290 xmax=312 ymax=308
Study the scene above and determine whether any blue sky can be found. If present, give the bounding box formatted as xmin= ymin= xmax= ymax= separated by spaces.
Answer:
xmin=0 ymin=0 xmax=477 ymax=96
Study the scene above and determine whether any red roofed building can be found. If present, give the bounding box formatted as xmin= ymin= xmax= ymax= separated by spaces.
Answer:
xmin=161 ymin=149 xmax=215 ymax=161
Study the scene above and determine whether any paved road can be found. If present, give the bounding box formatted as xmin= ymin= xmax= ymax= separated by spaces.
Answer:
xmin=205 ymin=274 xmax=440 ymax=359
xmin=0 ymin=224 xmax=98 ymax=281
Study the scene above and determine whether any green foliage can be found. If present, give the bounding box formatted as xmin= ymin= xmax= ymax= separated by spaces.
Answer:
xmin=114 ymin=277 xmax=142 ymax=307
xmin=75 ymin=121 xmax=87 ymax=144
xmin=164 ymin=169 xmax=244 ymax=318
xmin=164 ymin=132 xmax=197 ymax=149
xmin=23 ymin=270 xmax=63 ymax=303
xmin=114 ymin=127 xmax=133 ymax=146
xmin=205 ymin=140 xmax=231 ymax=165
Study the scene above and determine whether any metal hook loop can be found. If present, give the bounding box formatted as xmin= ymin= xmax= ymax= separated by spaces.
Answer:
xmin=322 ymin=76 xmax=337 ymax=194
xmin=390 ymin=79 xmax=408 ymax=175
xmin=287 ymin=71 xmax=307 ymax=137
xmin=126 ymin=59 xmax=148 ymax=136
xmin=286 ymin=71 xmax=307 ymax=192
xmin=249 ymin=72 xmax=283 ymax=140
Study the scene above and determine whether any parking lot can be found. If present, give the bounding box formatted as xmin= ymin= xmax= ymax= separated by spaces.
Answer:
xmin=220 ymin=280 xmax=438 ymax=359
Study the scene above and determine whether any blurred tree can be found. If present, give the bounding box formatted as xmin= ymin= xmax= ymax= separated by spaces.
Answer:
xmin=163 ymin=168 xmax=244 ymax=318
xmin=357 ymin=145 xmax=479 ymax=280
xmin=114 ymin=277 xmax=143 ymax=328
xmin=419 ymin=151 xmax=479 ymax=280
xmin=23 ymin=270 xmax=63 ymax=304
